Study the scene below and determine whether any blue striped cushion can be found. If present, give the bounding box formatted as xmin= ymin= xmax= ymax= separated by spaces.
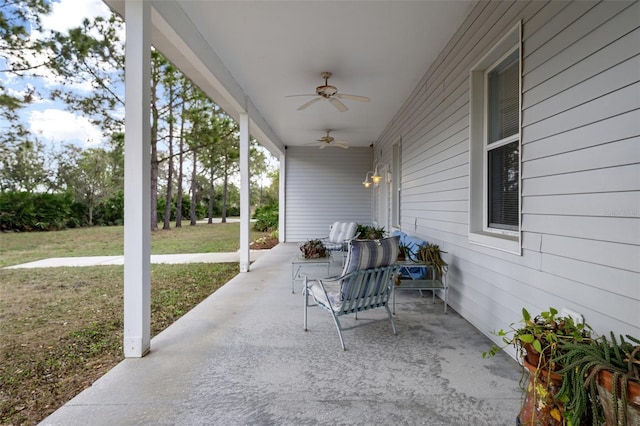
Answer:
xmin=340 ymin=236 xmax=399 ymax=300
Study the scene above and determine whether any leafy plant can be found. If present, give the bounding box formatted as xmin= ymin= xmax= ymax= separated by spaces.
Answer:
xmin=253 ymin=202 xmax=278 ymax=232
xmin=356 ymin=224 xmax=386 ymax=240
xmin=397 ymin=241 xmax=414 ymax=261
xmin=483 ymin=308 xmax=593 ymax=425
xmin=556 ymin=333 xmax=640 ymax=426
xmin=299 ymin=239 xmax=327 ymax=259
xmin=483 ymin=307 xmax=592 ymax=373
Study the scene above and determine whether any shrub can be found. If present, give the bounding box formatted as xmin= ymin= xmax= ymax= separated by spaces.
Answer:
xmin=94 ymin=190 xmax=124 ymax=226
xmin=253 ymin=202 xmax=278 ymax=232
xmin=0 ymin=191 xmax=81 ymax=231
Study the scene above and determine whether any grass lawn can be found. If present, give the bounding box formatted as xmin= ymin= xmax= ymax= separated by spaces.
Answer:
xmin=0 ymin=223 xmax=272 ymax=425
xmin=0 ymin=221 xmax=269 ymax=268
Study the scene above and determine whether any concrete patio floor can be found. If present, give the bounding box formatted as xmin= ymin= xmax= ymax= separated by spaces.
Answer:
xmin=40 ymin=243 xmax=524 ymax=426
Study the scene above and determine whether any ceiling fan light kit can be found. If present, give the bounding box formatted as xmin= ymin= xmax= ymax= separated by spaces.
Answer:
xmin=288 ymin=71 xmax=370 ymax=112
xmin=316 ymin=129 xmax=349 ymax=149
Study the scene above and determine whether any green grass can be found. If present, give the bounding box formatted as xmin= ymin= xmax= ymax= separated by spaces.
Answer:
xmin=0 ymin=222 xmax=268 ymax=267
xmin=0 ymin=223 xmax=271 ymax=425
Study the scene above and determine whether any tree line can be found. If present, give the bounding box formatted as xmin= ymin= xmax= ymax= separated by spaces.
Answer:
xmin=0 ymin=0 xmax=279 ymax=232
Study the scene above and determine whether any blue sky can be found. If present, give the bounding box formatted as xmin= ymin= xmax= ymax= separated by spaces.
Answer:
xmin=2 ymin=0 xmax=114 ymax=148
xmin=2 ymin=0 xmax=278 ymax=181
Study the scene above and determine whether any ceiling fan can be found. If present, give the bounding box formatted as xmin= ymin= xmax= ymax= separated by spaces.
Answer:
xmin=316 ymin=129 xmax=349 ymax=149
xmin=287 ymin=71 xmax=370 ymax=112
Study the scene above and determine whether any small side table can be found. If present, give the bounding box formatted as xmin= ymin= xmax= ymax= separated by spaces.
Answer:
xmin=291 ymin=255 xmax=331 ymax=293
xmin=393 ymin=261 xmax=448 ymax=314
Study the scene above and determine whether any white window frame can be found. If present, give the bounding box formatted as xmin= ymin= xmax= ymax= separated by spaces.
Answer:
xmin=391 ymin=138 xmax=402 ymax=229
xmin=469 ymin=22 xmax=522 ymax=255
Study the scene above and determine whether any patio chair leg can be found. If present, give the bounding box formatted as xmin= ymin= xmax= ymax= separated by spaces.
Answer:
xmin=303 ymin=277 xmax=309 ymax=331
xmin=330 ymin=313 xmax=346 ymax=351
xmin=385 ymin=305 xmax=397 ymax=335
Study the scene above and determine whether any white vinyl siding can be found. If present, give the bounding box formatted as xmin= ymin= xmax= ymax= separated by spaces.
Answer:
xmin=373 ymin=0 xmax=640 ymax=348
xmin=285 ymin=147 xmax=373 ymax=241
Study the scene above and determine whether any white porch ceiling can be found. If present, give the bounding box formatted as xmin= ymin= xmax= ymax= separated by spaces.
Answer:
xmin=105 ymin=1 xmax=474 ymax=156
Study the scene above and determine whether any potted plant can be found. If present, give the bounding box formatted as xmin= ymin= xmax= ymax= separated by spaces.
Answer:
xmin=556 ymin=332 xmax=640 ymax=426
xmin=415 ymin=242 xmax=447 ymax=279
xmin=299 ymin=239 xmax=328 ymax=259
xmin=356 ymin=224 xmax=386 ymax=240
xmin=483 ymin=307 xmax=592 ymax=425
xmin=397 ymin=241 xmax=414 ymax=261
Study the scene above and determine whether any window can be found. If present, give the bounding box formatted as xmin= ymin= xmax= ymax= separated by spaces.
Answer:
xmin=469 ymin=22 xmax=521 ymax=254
xmin=391 ymin=139 xmax=402 ymax=228
xmin=487 ymin=49 xmax=519 ymax=232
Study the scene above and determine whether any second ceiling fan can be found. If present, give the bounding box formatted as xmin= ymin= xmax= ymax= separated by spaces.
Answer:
xmin=316 ymin=129 xmax=349 ymax=149
xmin=288 ymin=71 xmax=370 ymax=112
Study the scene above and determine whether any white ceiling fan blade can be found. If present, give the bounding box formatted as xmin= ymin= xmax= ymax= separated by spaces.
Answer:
xmin=285 ymin=94 xmax=317 ymax=98
xmin=297 ymin=97 xmax=321 ymax=111
xmin=334 ymin=141 xmax=349 ymax=149
xmin=329 ymin=97 xmax=348 ymax=112
xmin=318 ymin=143 xmax=328 ymax=149
xmin=336 ymin=93 xmax=371 ymax=103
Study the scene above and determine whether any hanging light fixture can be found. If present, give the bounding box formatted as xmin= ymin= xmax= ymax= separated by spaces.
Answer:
xmin=362 ymin=171 xmax=374 ymax=188
xmin=362 ymin=163 xmax=389 ymax=188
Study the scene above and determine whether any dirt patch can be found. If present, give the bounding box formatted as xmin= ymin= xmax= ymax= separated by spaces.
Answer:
xmin=250 ymin=236 xmax=279 ymax=250
xmin=0 ymin=263 xmax=239 ymax=425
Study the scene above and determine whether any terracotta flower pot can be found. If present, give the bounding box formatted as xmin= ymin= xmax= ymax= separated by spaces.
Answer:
xmin=596 ymin=370 xmax=640 ymax=426
xmin=517 ymin=356 xmax=565 ymax=426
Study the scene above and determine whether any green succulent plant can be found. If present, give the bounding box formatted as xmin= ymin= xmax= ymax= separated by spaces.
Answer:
xmin=415 ymin=242 xmax=447 ymax=278
xmin=556 ymin=332 xmax=640 ymax=426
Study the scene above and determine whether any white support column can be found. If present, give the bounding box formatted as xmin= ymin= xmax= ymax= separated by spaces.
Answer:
xmin=278 ymin=152 xmax=286 ymax=242
xmin=239 ymin=112 xmax=250 ymax=272
xmin=123 ymin=0 xmax=151 ymax=358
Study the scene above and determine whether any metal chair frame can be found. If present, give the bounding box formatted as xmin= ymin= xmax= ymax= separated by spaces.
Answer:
xmin=303 ymin=264 xmax=400 ymax=350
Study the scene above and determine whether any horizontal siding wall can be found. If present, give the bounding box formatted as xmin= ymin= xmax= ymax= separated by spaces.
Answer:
xmin=285 ymin=147 xmax=372 ymax=242
xmin=375 ymin=0 xmax=640 ymax=348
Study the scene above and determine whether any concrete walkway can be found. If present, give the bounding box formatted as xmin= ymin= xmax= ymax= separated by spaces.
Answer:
xmin=4 ymin=251 xmax=266 ymax=269
xmin=39 ymin=243 xmax=524 ymax=426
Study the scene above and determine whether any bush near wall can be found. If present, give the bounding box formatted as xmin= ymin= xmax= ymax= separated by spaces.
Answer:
xmin=253 ymin=202 xmax=278 ymax=232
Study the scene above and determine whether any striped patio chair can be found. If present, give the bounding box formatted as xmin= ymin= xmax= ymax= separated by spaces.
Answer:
xmin=303 ymin=236 xmax=400 ymax=350
xmin=320 ymin=221 xmax=359 ymax=263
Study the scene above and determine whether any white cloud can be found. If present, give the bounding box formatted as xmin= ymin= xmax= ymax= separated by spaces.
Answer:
xmin=5 ymin=84 xmax=51 ymax=105
xmin=29 ymin=109 xmax=104 ymax=145
xmin=41 ymin=0 xmax=111 ymax=33
xmin=8 ymin=0 xmax=120 ymax=92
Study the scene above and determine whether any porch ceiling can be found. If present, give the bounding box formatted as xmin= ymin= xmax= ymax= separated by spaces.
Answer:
xmin=104 ymin=1 xmax=474 ymax=156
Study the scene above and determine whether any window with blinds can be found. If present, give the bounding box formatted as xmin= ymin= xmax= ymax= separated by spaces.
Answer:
xmin=485 ymin=48 xmax=519 ymax=232
xmin=488 ymin=50 xmax=519 ymax=144
xmin=488 ymin=141 xmax=519 ymax=230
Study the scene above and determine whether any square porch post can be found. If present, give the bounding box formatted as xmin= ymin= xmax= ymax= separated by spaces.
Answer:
xmin=123 ymin=0 xmax=151 ymax=358
xmin=239 ymin=112 xmax=250 ymax=272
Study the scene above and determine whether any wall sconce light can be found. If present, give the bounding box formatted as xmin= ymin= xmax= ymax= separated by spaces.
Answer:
xmin=362 ymin=163 xmax=389 ymax=188
xmin=362 ymin=171 xmax=373 ymax=188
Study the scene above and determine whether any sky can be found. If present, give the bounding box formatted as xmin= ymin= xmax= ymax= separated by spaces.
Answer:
xmin=3 ymin=0 xmax=113 ymax=147
xmin=2 ymin=0 xmax=278 ymax=179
